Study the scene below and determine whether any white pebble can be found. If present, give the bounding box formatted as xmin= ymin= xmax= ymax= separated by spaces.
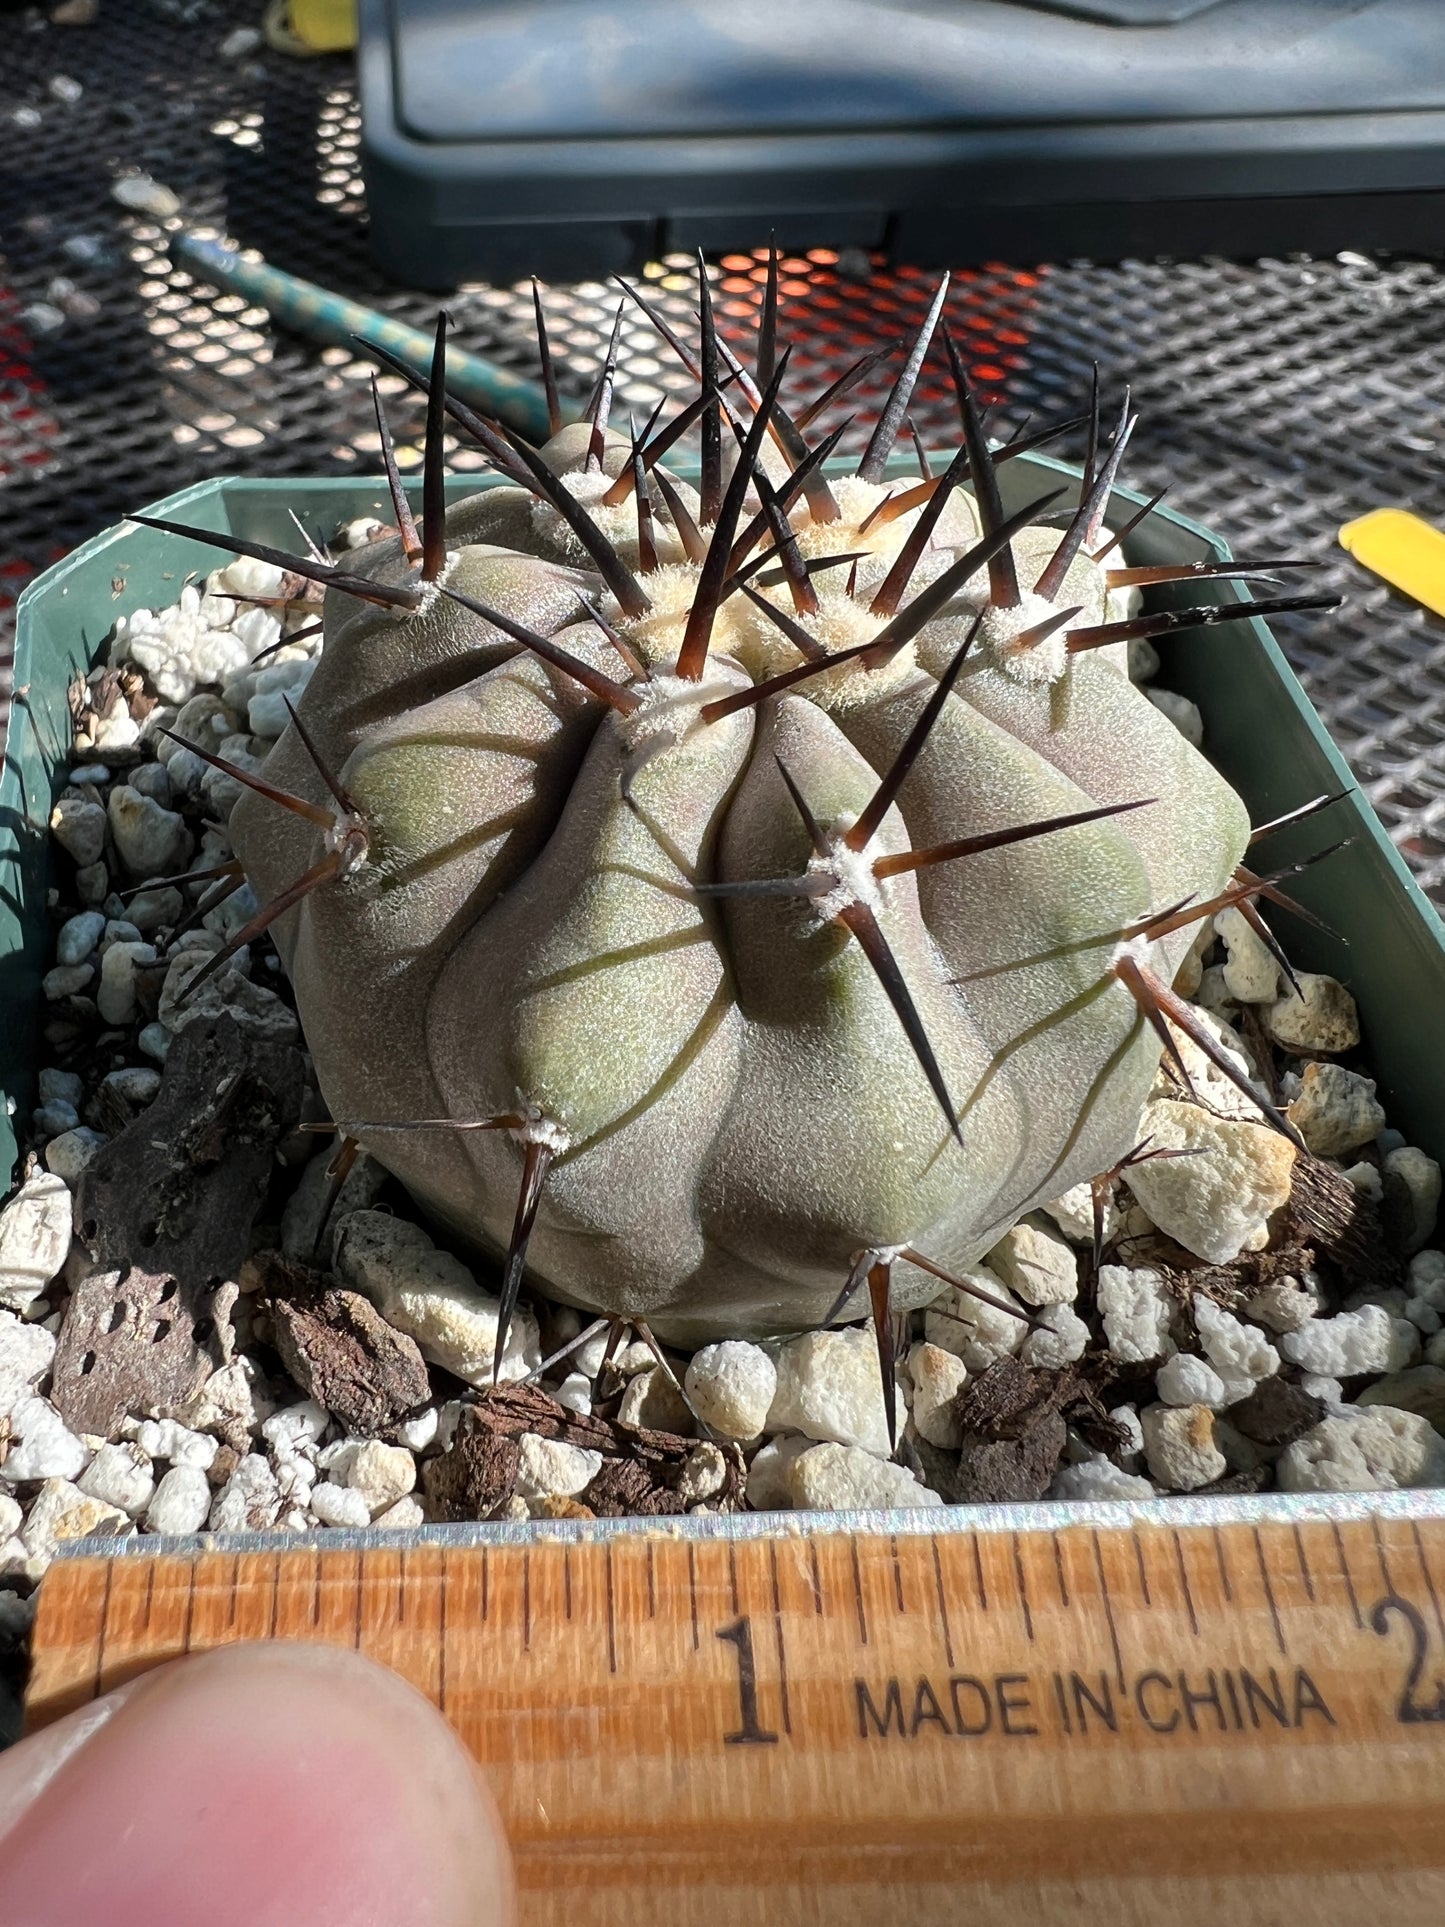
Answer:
xmin=684 ymin=1341 xmax=777 ymax=1439
xmin=1042 ymin=1181 xmax=1121 ymax=1249
xmin=787 ymin=1442 xmax=943 ymax=1512
xmin=209 ymin=1453 xmax=282 ymax=1531
xmin=50 ymin=796 xmax=107 ymax=866
xmin=0 ymin=1396 xmax=89 ymax=1482
xmin=1147 ymin=687 xmax=1203 ymax=747
xmin=310 ymin=1482 xmax=373 ymax=1529
xmin=136 ymin=1418 xmax=219 ymax=1469
xmin=101 ymin=1066 xmax=161 ymax=1107
xmin=1299 ymin=1373 xmax=1344 ymax=1403
xmin=56 ymin=910 xmax=106 ymax=966
xmin=0 ymin=1310 xmax=57 ymax=1417
xmin=1214 ymin=904 xmax=1280 ymax=1004
xmin=44 ymin=1126 xmax=108 ymax=1185
xmin=1141 ymin=1403 xmax=1226 ymax=1492
xmin=137 ymin=1022 xmax=172 ymax=1064
xmin=42 ymin=963 xmax=93 ymax=1001
xmin=375 ymin=1495 xmax=425 ymax=1529
xmin=551 ymin=1373 xmax=593 ymax=1417
xmin=1020 ymin=1302 xmax=1090 ymax=1368
xmin=1281 ymin=1304 xmax=1420 ymax=1377
xmin=1278 ymin=1407 xmax=1445 ymax=1492
xmin=1097 ymin=1265 xmax=1177 ymax=1364
xmin=767 ymin=1326 xmax=900 ymax=1459
xmin=922 ymin=1266 xmax=1028 ymax=1371
xmin=1156 ymin=1352 xmax=1228 ymax=1409
xmin=327 ymin=1438 xmax=416 ymax=1515
xmin=97 ymin=939 xmax=158 ymax=1025
xmin=617 ymin=1367 xmax=693 ymax=1434
xmin=21 ymin=1480 xmax=129 ymax=1563
xmin=906 ymin=1342 xmax=967 ymax=1449
xmin=1385 ymin=1147 xmax=1441 ymax=1256
xmin=0 ymin=1173 xmax=72 ymax=1313
xmin=515 ymin=1434 xmax=601 ymax=1504
xmin=77 ymin=1441 xmax=154 ymax=1516
xmin=745 ymin=1434 xmax=812 ymax=1511
xmin=1264 ymin=973 xmax=1359 ymax=1053
xmin=397 ymin=1407 xmax=440 ymax=1453
xmin=675 ymin=1442 xmax=729 ymax=1506
xmin=0 ymin=1495 xmax=20 ymax=1540
xmin=987 ymin=1216 xmax=1079 ymax=1306
xmin=1286 ymin=1061 xmax=1386 ymax=1158
xmin=1245 ymin=1277 xmax=1323 ymax=1333
xmin=260 ymin=1400 xmax=329 ymax=1452
xmin=1193 ymin=1294 xmax=1280 ymax=1384
xmin=1125 ymin=1099 xmax=1296 ymax=1265
xmin=145 ymin=1464 xmax=212 ymax=1534
xmin=107 ymin=785 xmax=189 ymax=880
xmin=1050 ymin=1456 xmax=1156 ymax=1501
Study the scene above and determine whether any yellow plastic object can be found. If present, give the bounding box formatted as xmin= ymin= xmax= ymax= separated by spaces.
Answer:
xmin=267 ymin=0 xmax=357 ymax=53
xmin=1338 ymin=505 xmax=1445 ymax=618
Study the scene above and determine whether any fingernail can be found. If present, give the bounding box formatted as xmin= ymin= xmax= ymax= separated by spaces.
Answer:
xmin=0 ymin=1641 xmax=514 ymax=1927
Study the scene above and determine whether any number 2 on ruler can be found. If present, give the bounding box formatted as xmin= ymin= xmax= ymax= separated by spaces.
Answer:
xmin=717 ymin=1616 xmax=780 ymax=1745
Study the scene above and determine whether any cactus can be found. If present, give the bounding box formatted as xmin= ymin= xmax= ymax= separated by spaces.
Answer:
xmin=134 ymin=262 xmax=1334 ymax=1402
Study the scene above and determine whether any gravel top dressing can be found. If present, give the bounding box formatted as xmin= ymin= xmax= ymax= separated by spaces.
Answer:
xmin=2 ymin=505 xmax=1440 ymax=1727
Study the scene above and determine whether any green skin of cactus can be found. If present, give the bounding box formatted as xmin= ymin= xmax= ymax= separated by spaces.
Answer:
xmin=232 ymin=425 xmax=1248 ymax=1346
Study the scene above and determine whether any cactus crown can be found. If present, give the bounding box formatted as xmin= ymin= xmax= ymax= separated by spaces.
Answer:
xmin=133 ymin=258 xmax=1336 ymax=1431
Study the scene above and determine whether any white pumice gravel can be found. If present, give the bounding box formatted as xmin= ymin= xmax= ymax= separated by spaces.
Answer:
xmin=4 ymin=528 xmax=1442 ymax=1651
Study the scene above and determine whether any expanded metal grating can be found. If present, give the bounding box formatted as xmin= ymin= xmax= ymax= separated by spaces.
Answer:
xmin=3 ymin=0 xmax=1445 ymax=898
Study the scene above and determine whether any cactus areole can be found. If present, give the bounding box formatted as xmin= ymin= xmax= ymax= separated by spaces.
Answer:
xmin=137 ymin=273 xmax=1333 ymax=1365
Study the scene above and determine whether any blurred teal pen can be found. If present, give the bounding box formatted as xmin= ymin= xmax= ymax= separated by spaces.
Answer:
xmin=168 ymin=232 xmax=565 ymax=442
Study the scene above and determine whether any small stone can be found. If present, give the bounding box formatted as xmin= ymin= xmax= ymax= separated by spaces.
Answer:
xmin=1141 ymin=1403 xmax=1227 ymax=1491
xmin=1278 ymin=1407 xmax=1445 ymax=1492
xmin=676 ymin=1442 xmax=728 ymax=1506
xmin=0 ymin=1495 xmax=20 ymax=1541
xmin=126 ymin=887 xmax=185 ymax=934
xmin=38 ymin=1069 xmax=84 ymax=1110
xmin=1406 ymin=1250 xmax=1445 ymax=1333
xmin=1383 ymin=1147 xmax=1441 ymax=1257
xmin=75 ymin=861 xmax=109 ymax=905
xmin=1125 ymin=1099 xmax=1295 ymax=1265
xmin=552 ymin=1374 xmax=592 ymax=1417
xmin=77 ymin=1440 xmax=154 ymax=1516
xmin=209 ymin=1452 xmax=281 ymax=1530
xmin=617 ymin=1367 xmax=694 ymax=1435
xmin=987 ymin=1215 xmax=1079 ymax=1306
xmin=1 ymin=1397 xmax=88 ymax=1482
xmin=56 ymin=910 xmax=105 ymax=966
xmin=787 ymin=1442 xmax=943 ymax=1512
xmin=1019 ymin=1302 xmax=1089 ymax=1368
xmin=328 ymin=1438 xmax=416 ymax=1516
xmin=269 ymin=1279 xmax=431 ymax=1440
xmin=922 ymin=1266 xmax=1028 ymax=1371
xmin=514 ymin=1433 xmax=602 ymax=1503
xmin=906 ymin=1342 xmax=967 ymax=1449
xmin=684 ymin=1341 xmax=776 ymax=1439
xmin=375 ymin=1495 xmax=425 ymax=1529
xmin=1050 ymin=1456 xmax=1156 ymax=1501
xmin=280 ymin=1146 xmax=389 ymax=1266
xmin=50 ymin=796 xmax=107 ymax=866
xmin=21 ymin=1480 xmax=129 ymax=1562
xmin=101 ymin=1066 xmax=161 ymax=1107
xmin=112 ymin=174 xmax=181 ymax=217
xmin=0 ymin=1311 xmax=57 ymax=1416
xmin=335 ymin=1211 xmax=540 ymax=1386
xmin=310 ymin=1481 xmax=373 ymax=1529
xmin=44 ymin=1126 xmax=108 ymax=1185
xmin=1264 ymin=973 xmax=1360 ymax=1054
xmin=173 ymin=1358 xmax=270 ymax=1449
xmin=1300 ymin=1373 xmax=1344 ymax=1402
xmin=260 ymin=1400 xmax=328 ymax=1453
xmin=1042 ymin=1181 xmax=1121 ymax=1249
xmin=1245 ymin=1278 xmax=1323 ymax=1333
xmin=1228 ymin=1378 xmax=1325 ymax=1446
xmin=1285 ymin=1062 xmax=1387 ymax=1158
xmin=1357 ymin=1367 xmax=1445 ymax=1436
xmin=137 ymin=1022 xmax=172 ymax=1064
xmin=1156 ymin=1352 xmax=1228 ymax=1409
xmin=33 ymin=1101 xmax=79 ymax=1141
xmin=0 ymin=1173 xmax=72 ymax=1313
xmin=134 ymin=1418 xmax=220 ymax=1470
xmin=144 ymin=1464 xmax=212 ymax=1534
xmin=1280 ymin=1304 xmax=1420 ymax=1377
xmin=397 ymin=1407 xmax=440 ymax=1453
xmin=42 ymin=964 xmax=93 ymax=1001
xmin=1147 ymin=687 xmax=1203 ymax=746
xmin=767 ymin=1326 xmax=900 ymax=1459
xmin=1097 ymin=1265 xmax=1177 ymax=1364
xmin=1193 ymin=1295 xmax=1280 ymax=1384
xmin=1214 ymin=904 xmax=1280 ymax=1004
xmin=96 ymin=939 xmax=158 ymax=1025
xmin=107 ymin=785 xmax=189 ymax=880
xmin=745 ymin=1434 xmax=812 ymax=1511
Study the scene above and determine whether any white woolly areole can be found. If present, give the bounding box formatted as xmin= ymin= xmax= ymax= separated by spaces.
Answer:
xmin=1110 ymin=932 xmax=1154 ymax=974
xmin=806 ymin=832 xmax=888 ymax=926
xmin=616 ymin=670 xmax=735 ymax=754
xmin=381 ymin=551 xmax=460 ymax=624
xmin=529 ymin=469 xmax=685 ymax=570
xmin=792 ymin=474 xmax=907 ymax=561
xmin=979 ymin=590 xmax=1071 ymax=685
xmin=514 ymin=1110 xmax=571 ymax=1156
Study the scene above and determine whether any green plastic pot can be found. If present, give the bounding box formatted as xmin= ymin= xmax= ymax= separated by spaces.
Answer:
xmin=5 ymin=458 xmax=1445 ymax=1196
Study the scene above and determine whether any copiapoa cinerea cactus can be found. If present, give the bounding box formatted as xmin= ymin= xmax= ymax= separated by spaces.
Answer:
xmin=131 ymin=257 xmax=1338 ymax=1429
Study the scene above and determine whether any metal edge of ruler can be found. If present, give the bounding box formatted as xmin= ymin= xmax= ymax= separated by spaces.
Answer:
xmin=46 ymin=1486 xmax=1445 ymax=1563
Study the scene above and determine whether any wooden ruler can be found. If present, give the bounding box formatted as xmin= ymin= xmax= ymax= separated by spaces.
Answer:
xmin=24 ymin=1500 xmax=1445 ymax=1924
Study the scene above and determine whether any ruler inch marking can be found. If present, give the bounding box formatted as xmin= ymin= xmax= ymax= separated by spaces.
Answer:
xmin=1253 ymin=1525 xmax=1287 ymax=1656
xmin=1091 ymin=1527 xmax=1125 ymax=1691
xmin=141 ymin=1559 xmax=155 ymax=1632
xmin=1292 ymin=1522 xmax=1315 ymax=1602
xmin=1171 ymin=1528 xmax=1200 ymax=1637
xmin=768 ymin=1540 xmax=792 ymax=1736
xmin=807 ymin=1540 xmax=824 ymax=1616
xmin=1052 ymin=1531 xmax=1070 ymax=1608
xmin=1412 ymin=1519 xmax=1445 ymax=1643
xmin=728 ymin=1540 xmax=741 ymax=1619
xmin=687 ymin=1541 xmax=700 ymax=1650
xmin=930 ymin=1536 xmax=956 ymax=1669
xmin=1333 ymin=1519 xmax=1363 ymax=1628
xmin=1011 ymin=1533 xmax=1034 ymax=1642
xmin=890 ymin=1534 xmax=906 ymax=1615
xmin=605 ymin=1542 xmax=617 ymax=1674
xmin=1371 ymin=1515 xmax=1394 ymax=1595
xmin=1212 ymin=1525 xmax=1234 ymax=1603
xmin=971 ymin=1533 xmax=988 ymax=1611
xmin=850 ymin=1537 xmax=869 ymax=1645
xmin=1132 ymin=1533 xmax=1151 ymax=1608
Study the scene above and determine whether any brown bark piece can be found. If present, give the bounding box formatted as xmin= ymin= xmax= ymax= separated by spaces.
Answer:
xmin=1229 ymin=1378 xmax=1325 ymax=1447
xmin=53 ymin=1016 xmax=304 ymax=1435
xmin=423 ymin=1417 xmax=521 ymax=1521
xmin=952 ymin=1412 xmax=1068 ymax=1504
xmin=262 ymin=1257 xmax=432 ymax=1440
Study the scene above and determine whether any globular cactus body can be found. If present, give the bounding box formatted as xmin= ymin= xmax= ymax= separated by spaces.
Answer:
xmin=141 ymin=278 xmax=1324 ymax=1357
